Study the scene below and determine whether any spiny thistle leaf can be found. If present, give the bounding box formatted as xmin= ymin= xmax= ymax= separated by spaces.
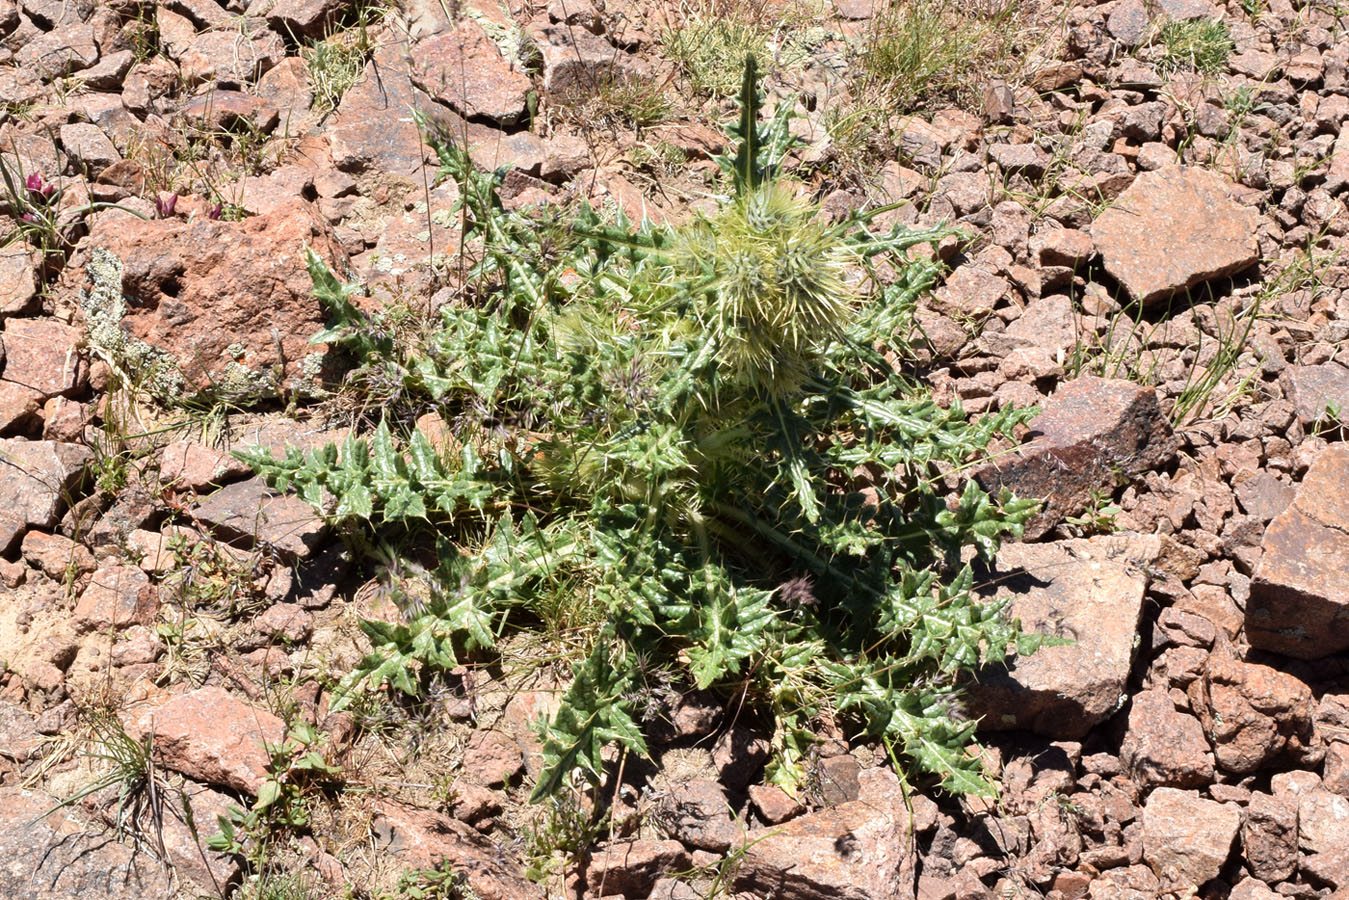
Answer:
xmin=531 ymin=641 xmax=647 ymax=801
xmin=731 ymin=53 xmax=762 ymax=196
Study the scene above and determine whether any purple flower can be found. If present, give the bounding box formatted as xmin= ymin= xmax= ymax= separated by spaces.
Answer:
xmin=20 ymin=211 xmax=38 ymax=223
xmin=778 ymin=574 xmax=818 ymax=608
xmin=208 ymin=202 xmax=223 ymax=220
xmin=155 ymin=193 xmax=178 ymax=218
xmin=24 ymin=172 xmax=54 ymax=202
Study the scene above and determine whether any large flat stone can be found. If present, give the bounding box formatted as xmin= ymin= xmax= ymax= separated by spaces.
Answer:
xmin=0 ymin=438 xmax=93 ymax=529
xmin=1248 ymin=444 xmax=1349 ymax=658
xmin=0 ymin=245 xmax=38 ymax=315
xmin=733 ymin=768 xmax=917 ymax=900
xmin=0 ymin=786 xmax=174 ymax=900
xmin=1120 ymin=688 xmax=1214 ymax=788
xmin=1281 ymin=362 xmax=1349 ymax=427
xmin=133 ymin=686 xmax=286 ymax=794
xmin=1143 ymin=787 xmax=1241 ymax=891
xmin=191 ymin=476 xmax=327 ymax=560
xmin=409 ymin=18 xmax=531 ymax=126
xmin=966 ymin=534 xmax=1151 ymax=739
xmin=975 ymin=376 xmax=1176 ymax=539
xmin=1091 ymin=167 xmax=1259 ymax=306
xmin=328 ymin=42 xmax=452 ymax=176
xmin=1 ymin=318 xmax=85 ymax=399
xmin=371 ymin=801 xmax=543 ymax=900
xmin=87 ymin=202 xmax=348 ymax=399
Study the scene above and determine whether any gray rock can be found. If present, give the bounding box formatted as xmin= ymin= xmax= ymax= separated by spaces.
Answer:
xmin=1282 ymin=362 xmax=1349 ymax=427
xmin=584 ymin=840 xmax=692 ymax=897
xmin=975 ymin=376 xmax=1176 ymax=539
xmin=0 ymin=702 xmax=42 ymax=763
xmin=657 ymin=779 xmax=740 ymax=852
xmin=965 ymin=534 xmax=1150 ymax=739
xmin=1248 ymin=444 xmax=1349 ymax=659
xmin=1120 ymin=689 xmax=1215 ymax=788
xmin=1242 ymin=791 xmax=1298 ymax=882
xmin=1107 ymin=0 xmax=1149 ymax=45
xmin=191 ymin=476 xmax=327 ymax=560
xmin=0 ymin=787 xmax=174 ymax=900
xmin=0 ymin=439 xmax=93 ymax=530
xmin=734 ymin=767 xmax=917 ymax=900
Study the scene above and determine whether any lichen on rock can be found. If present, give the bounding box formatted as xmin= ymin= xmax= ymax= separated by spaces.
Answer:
xmin=79 ymin=247 xmax=186 ymax=400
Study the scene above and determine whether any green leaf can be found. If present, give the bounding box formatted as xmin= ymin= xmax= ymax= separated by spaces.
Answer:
xmin=683 ymin=577 xmax=776 ymax=689
xmin=730 ymin=54 xmax=762 ymax=196
xmin=531 ymin=639 xmax=647 ymax=801
xmin=254 ymin=779 xmax=282 ymax=812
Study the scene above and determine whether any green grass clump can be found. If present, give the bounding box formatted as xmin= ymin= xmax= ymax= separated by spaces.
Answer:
xmin=242 ymin=58 xmax=1045 ymax=802
xmin=1157 ymin=19 xmax=1234 ymax=74
xmin=860 ymin=0 xmax=1019 ymax=113
xmin=302 ymin=4 xmax=384 ymax=115
xmin=665 ymin=20 xmax=770 ymax=98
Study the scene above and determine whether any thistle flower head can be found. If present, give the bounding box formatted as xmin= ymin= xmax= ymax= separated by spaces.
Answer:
xmin=674 ymin=182 xmax=854 ymax=397
xmin=778 ymin=574 xmax=818 ymax=608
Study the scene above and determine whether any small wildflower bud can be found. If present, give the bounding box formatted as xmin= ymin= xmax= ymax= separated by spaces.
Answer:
xmin=25 ymin=172 xmax=54 ymax=202
xmin=20 ymin=211 xmax=38 ymax=223
xmin=208 ymin=202 xmax=223 ymax=220
xmin=155 ymin=193 xmax=178 ymax=218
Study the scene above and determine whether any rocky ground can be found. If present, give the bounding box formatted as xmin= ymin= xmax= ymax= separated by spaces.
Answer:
xmin=2 ymin=0 xmax=1349 ymax=898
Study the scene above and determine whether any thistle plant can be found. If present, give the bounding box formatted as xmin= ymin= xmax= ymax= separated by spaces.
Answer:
xmin=243 ymin=57 xmax=1044 ymax=801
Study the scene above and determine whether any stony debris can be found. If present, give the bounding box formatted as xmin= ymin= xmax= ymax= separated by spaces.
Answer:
xmin=461 ymin=729 xmax=525 ymax=788
xmin=0 ymin=439 xmax=93 ymax=532
xmin=655 ymin=779 xmax=740 ymax=852
xmin=1243 ymin=791 xmax=1300 ymax=883
xmin=327 ymin=42 xmax=447 ymax=176
xmin=409 ymin=19 xmax=532 ymax=126
xmin=1282 ymin=362 xmax=1349 ymax=427
xmin=1296 ymin=788 xmax=1349 ymax=887
xmin=2 ymin=0 xmax=1349 ymax=895
xmin=72 ymin=564 xmax=158 ymax=632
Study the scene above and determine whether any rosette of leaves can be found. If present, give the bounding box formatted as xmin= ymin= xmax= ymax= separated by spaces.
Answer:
xmin=243 ymin=56 xmax=1045 ymax=801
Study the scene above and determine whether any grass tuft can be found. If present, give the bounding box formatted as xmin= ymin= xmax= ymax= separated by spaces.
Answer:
xmin=859 ymin=0 xmax=1021 ymax=113
xmin=1157 ymin=19 xmax=1234 ymax=74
